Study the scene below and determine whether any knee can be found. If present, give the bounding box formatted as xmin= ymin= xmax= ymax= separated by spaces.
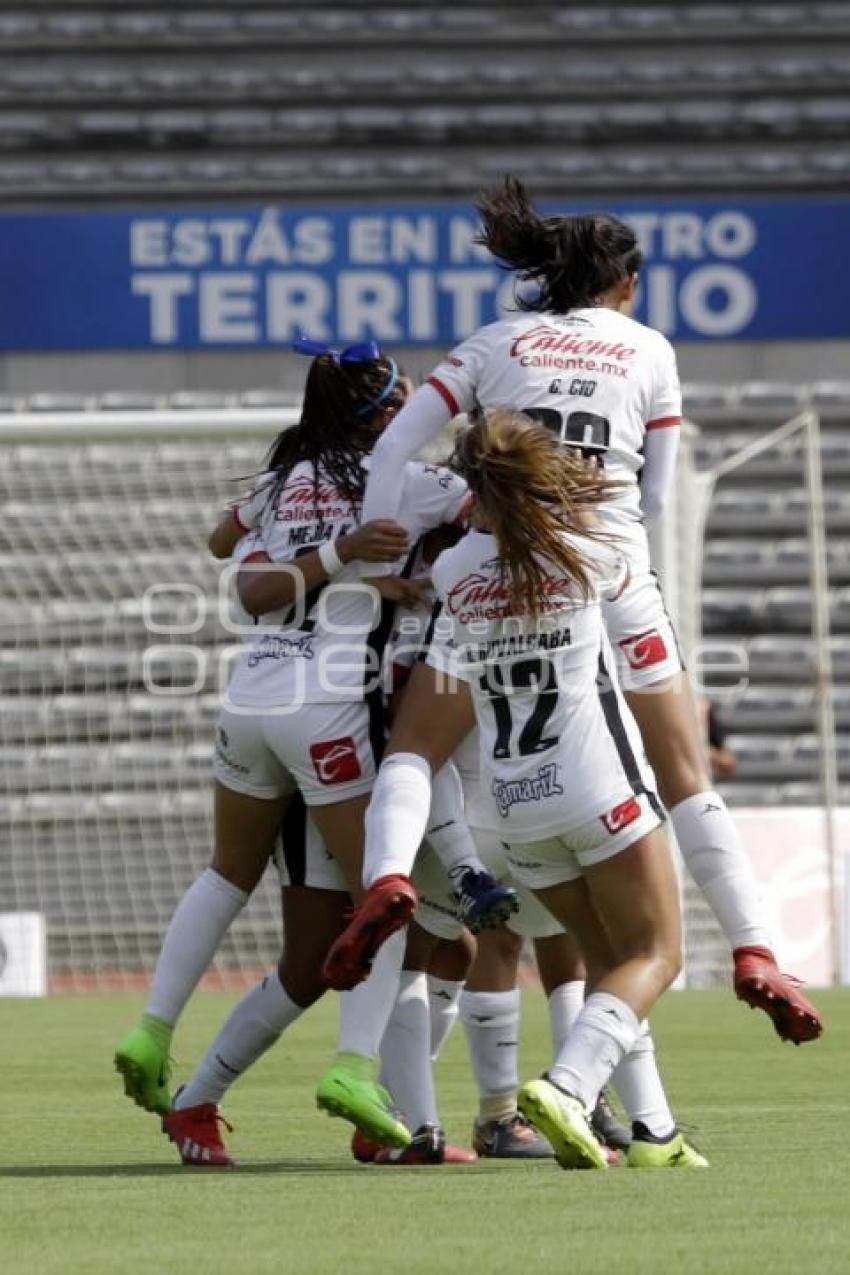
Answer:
xmin=278 ymin=959 xmax=325 ymax=1010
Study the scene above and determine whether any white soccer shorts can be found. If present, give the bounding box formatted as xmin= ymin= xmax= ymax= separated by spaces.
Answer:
xmin=214 ymin=700 xmax=379 ymax=806
xmin=602 ymin=525 xmax=684 ymax=691
xmin=504 ymin=792 xmax=662 ymax=891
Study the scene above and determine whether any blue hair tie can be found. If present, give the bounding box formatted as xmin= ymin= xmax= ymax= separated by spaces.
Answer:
xmin=292 ymin=335 xmax=381 ymax=363
xmin=292 ymin=335 xmax=399 ymax=419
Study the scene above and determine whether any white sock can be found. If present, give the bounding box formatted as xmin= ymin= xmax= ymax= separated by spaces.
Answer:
xmin=146 ymin=868 xmax=248 ymax=1025
xmin=548 ymin=980 xmax=585 ymax=1057
xmin=363 ymin=753 xmax=432 ymax=887
xmin=548 ymin=992 xmax=640 ymax=1112
xmin=460 ymin=988 xmax=520 ymax=1110
xmin=379 ymin=970 xmax=440 ymax=1130
xmin=338 ymin=928 xmax=405 ymax=1058
xmin=671 ymin=791 xmax=772 ymax=950
xmin=175 ymin=971 xmax=302 ymax=1108
xmin=611 ymin=1022 xmax=676 ymax=1139
xmin=428 ymin=975 xmax=463 ymax=1060
xmin=426 ymin=763 xmax=488 ymax=879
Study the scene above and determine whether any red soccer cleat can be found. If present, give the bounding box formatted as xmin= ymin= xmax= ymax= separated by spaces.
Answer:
xmin=373 ymin=1125 xmax=477 ymax=1165
xmin=733 ymin=945 xmax=823 ymax=1044
xmin=322 ymin=874 xmax=418 ymax=991
xmin=162 ymin=1102 xmax=234 ymax=1167
xmin=351 ymin=1128 xmax=383 ymax=1163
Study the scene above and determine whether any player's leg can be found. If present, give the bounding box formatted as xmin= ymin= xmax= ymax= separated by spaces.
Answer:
xmin=164 ymin=884 xmax=348 ymax=1167
xmin=461 ymin=924 xmax=552 ymax=1158
xmin=115 ymin=756 xmax=290 ymax=1115
xmin=516 ymin=823 xmax=683 ymax=1169
xmin=605 ymin=567 xmax=822 ymax=1043
xmin=361 ymin=918 xmax=476 ymax=1164
xmin=427 ymin=931 xmax=476 ymax=1059
xmin=534 ymin=930 xmax=631 ymax=1155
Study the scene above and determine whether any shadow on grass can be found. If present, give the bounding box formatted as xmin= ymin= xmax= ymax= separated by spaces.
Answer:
xmin=0 ymin=1159 xmax=509 ymax=1179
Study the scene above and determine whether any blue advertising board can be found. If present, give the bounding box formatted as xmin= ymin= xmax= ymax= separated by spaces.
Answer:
xmin=0 ymin=197 xmax=847 ymax=351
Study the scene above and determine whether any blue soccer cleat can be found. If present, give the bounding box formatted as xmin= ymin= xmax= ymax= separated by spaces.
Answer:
xmin=454 ymin=868 xmax=519 ymax=934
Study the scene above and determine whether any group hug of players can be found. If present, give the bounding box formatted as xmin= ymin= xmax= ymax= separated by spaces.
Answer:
xmin=115 ymin=178 xmax=822 ymax=1172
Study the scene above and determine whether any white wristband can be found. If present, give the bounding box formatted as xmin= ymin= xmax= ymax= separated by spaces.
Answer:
xmin=318 ymin=539 xmax=345 ymax=577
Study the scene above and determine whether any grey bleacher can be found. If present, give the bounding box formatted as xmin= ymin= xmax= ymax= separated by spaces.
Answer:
xmin=692 ymin=381 xmax=850 ymax=806
xmin=0 ymin=2 xmax=848 ymax=199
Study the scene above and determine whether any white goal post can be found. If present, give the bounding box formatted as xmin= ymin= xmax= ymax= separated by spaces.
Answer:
xmin=650 ymin=410 xmax=842 ymax=986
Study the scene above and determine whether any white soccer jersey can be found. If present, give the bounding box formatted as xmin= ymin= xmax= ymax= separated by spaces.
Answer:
xmin=427 ymin=307 xmax=681 ymax=526
xmin=427 ymin=529 xmax=656 ymax=841
xmin=225 ymin=457 xmax=468 ymax=708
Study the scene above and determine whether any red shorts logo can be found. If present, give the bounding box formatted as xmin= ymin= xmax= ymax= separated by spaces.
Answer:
xmin=600 ymin=797 xmax=642 ymax=835
xmin=618 ymin=630 xmax=668 ymax=671
xmin=310 ymin=737 xmax=362 ymax=786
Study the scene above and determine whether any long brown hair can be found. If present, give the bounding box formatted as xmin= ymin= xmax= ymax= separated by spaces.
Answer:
xmin=476 ymin=176 xmax=643 ymax=314
xmin=451 ymin=410 xmax=621 ymax=614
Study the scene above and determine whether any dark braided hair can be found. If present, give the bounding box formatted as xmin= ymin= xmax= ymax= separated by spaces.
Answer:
xmin=261 ymin=351 xmax=402 ymax=515
xmin=476 ymin=176 xmax=643 ymax=314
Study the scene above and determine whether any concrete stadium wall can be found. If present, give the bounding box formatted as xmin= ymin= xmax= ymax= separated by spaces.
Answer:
xmin=0 ymin=340 xmax=848 ymax=399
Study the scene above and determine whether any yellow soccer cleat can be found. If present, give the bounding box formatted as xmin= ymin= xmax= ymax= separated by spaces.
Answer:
xmin=627 ymin=1124 xmax=709 ymax=1169
xmin=518 ymin=1078 xmax=608 ymax=1170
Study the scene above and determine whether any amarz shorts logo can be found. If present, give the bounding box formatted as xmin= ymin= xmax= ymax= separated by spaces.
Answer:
xmin=310 ymin=737 xmax=362 ymax=785
xmin=600 ymin=797 xmax=642 ymax=835
xmin=618 ymin=629 xmax=668 ymax=670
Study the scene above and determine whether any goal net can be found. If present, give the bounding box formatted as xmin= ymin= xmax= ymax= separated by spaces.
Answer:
xmin=0 ymin=409 xmax=293 ymax=990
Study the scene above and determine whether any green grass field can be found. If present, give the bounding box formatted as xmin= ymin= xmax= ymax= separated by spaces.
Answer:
xmin=1 ymin=987 xmax=847 ymax=1275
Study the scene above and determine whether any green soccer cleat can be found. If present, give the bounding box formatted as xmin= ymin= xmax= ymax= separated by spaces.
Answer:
xmin=316 ymin=1053 xmax=411 ymax=1150
xmin=627 ymin=1122 xmax=709 ymax=1169
xmin=114 ymin=1019 xmax=172 ymax=1116
xmin=518 ymin=1078 xmax=608 ymax=1171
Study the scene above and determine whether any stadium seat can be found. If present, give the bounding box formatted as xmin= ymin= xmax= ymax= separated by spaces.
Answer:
xmin=238 ymin=11 xmax=303 ymax=37
xmin=0 ymin=13 xmax=39 ymax=41
xmin=109 ymin=12 xmax=170 ymax=41
xmin=146 ymin=110 xmax=208 ymax=143
xmin=724 ymin=686 xmax=815 ymax=732
xmin=716 ymin=781 xmax=781 ymax=807
xmin=682 ymin=6 xmax=744 ymax=30
xmin=44 ymin=12 xmax=105 ymax=41
xmin=737 ymin=382 xmax=807 ymax=413
xmin=725 ymin=734 xmax=792 ymax=777
xmin=670 ymin=100 xmax=738 ymax=136
xmin=537 ymin=104 xmax=600 ymax=137
xmin=702 ymin=587 xmax=766 ymax=632
xmin=739 ymin=99 xmax=801 ymax=134
xmin=77 ymin=111 xmax=145 ymax=142
xmin=173 ymin=12 xmax=238 ymax=41
xmin=238 ymin=389 xmax=301 ymax=409
xmin=804 ymin=99 xmax=850 ymax=132
xmin=168 ymin=390 xmax=234 ymax=410
xmin=139 ymin=66 xmax=205 ymax=96
xmin=95 ymin=392 xmax=161 ymax=412
xmin=747 ymin=636 xmax=815 ymax=681
xmin=208 ymin=110 xmax=275 ymax=143
xmin=551 ymin=9 xmax=616 ymax=33
xmin=26 ymin=392 xmax=91 ymax=412
xmin=811 ymin=381 xmax=850 ymax=414
xmin=672 ymin=151 xmax=740 ymax=181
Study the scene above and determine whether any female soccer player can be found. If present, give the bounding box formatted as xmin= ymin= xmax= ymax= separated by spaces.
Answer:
xmin=343 ymin=178 xmax=821 ymax=1046
xmin=114 ymin=342 xmax=511 ymax=1141
xmin=326 ymin=409 xmax=705 ymax=1168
